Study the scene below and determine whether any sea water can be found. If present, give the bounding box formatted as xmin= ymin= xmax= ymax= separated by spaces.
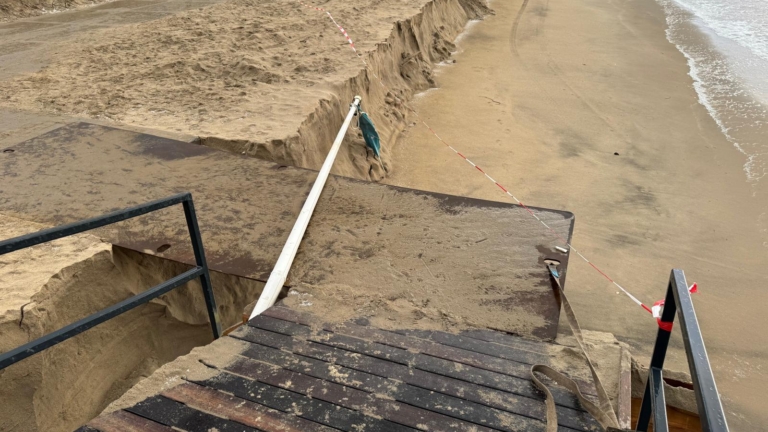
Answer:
xmin=657 ymin=0 xmax=768 ymax=182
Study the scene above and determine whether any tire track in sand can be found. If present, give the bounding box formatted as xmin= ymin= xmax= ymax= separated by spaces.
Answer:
xmin=508 ymin=0 xmax=631 ymax=145
xmin=510 ymin=0 xmax=530 ymax=58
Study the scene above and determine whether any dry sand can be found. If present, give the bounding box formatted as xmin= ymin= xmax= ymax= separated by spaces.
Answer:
xmin=101 ymin=336 xmax=248 ymax=414
xmin=0 ymin=214 xmax=110 ymax=316
xmin=382 ymin=0 xmax=768 ymax=428
xmin=0 ymin=0 xmax=490 ymax=181
xmin=0 ymin=214 xmax=208 ymax=432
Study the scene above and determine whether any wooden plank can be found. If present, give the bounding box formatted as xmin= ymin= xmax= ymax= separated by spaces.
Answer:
xmin=458 ymin=328 xmax=554 ymax=354
xmin=240 ymin=316 xmax=590 ymax=410
xmin=397 ymin=330 xmax=599 ymax=397
xmin=617 ymin=349 xmax=632 ymax=430
xmin=246 ymin=313 xmax=314 ymax=337
xmin=86 ymin=410 xmax=174 ymax=432
xmin=435 ymin=329 xmax=598 ymax=398
xmin=126 ymin=395 xmax=259 ymax=432
xmin=260 ymin=307 xmax=534 ymax=379
xmin=238 ymin=342 xmax=586 ymax=432
xmin=226 ymin=355 xmax=501 ymax=432
xmin=195 ymin=372 xmax=412 ymax=432
xmin=393 ymin=328 xmax=551 ymax=365
xmin=162 ymin=382 xmax=337 ymax=432
xmin=236 ymin=327 xmax=600 ymax=431
xmin=258 ymin=308 xmax=596 ymax=395
xmin=240 ymin=342 xmax=394 ymax=393
xmin=328 ymin=331 xmax=595 ymax=402
xmin=338 ymin=323 xmax=534 ymax=375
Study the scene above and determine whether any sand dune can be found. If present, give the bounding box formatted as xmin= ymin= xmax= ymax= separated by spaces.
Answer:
xmin=383 ymin=0 xmax=768 ymax=428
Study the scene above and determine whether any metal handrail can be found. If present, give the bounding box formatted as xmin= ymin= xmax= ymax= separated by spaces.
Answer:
xmin=0 ymin=193 xmax=221 ymax=370
xmin=635 ymin=269 xmax=728 ymax=432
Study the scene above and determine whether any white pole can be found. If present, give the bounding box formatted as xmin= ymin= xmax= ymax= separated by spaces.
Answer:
xmin=249 ymin=96 xmax=362 ymax=319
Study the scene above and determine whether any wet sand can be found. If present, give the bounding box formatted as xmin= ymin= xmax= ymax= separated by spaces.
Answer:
xmin=383 ymin=0 xmax=768 ymax=428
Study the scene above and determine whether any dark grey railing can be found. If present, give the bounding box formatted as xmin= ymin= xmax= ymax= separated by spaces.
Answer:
xmin=636 ymin=269 xmax=728 ymax=432
xmin=0 ymin=193 xmax=221 ymax=370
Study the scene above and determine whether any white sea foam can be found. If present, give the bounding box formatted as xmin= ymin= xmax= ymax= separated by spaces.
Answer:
xmin=657 ymin=0 xmax=768 ymax=182
xmin=671 ymin=0 xmax=768 ymax=64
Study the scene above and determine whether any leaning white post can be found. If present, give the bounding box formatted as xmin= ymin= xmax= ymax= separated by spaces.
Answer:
xmin=249 ymin=96 xmax=362 ymax=319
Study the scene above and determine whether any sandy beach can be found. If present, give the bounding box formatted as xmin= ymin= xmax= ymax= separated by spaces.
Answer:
xmin=383 ymin=0 xmax=768 ymax=428
xmin=0 ymin=0 xmax=765 ymax=428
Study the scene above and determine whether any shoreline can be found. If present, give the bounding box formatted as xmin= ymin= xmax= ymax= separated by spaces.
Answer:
xmin=383 ymin=0 xmax=768 ymax=427
xmin=0 ymin=0 xmax=490 ymax=182
xmin=657 ymin=0 xmax=768 ymax=185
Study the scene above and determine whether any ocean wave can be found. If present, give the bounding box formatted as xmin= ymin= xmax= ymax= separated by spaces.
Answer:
xmin=657 ymin=0 xmax=768 ymax=182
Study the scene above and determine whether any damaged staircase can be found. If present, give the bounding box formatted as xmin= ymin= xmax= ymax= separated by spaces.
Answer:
xmin=78 ymin=303 xmax=629 ymax=432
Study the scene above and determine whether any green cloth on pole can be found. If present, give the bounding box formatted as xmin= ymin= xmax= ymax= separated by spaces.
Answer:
xmin=359 ymin=112 xmax=381 ymax=158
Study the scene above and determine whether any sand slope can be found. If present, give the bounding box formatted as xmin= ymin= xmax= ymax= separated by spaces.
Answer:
xmin=0 ymin=214 xmax=265 ymax=432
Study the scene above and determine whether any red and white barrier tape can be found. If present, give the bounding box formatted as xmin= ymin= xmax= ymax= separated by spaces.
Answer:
xmin=292 ymin=0 xmax=689 ymax=322
xmin=296 ymin=1 xmax=358 ymax=52
xmin=651 ymin=283 xmax=698 ymax=331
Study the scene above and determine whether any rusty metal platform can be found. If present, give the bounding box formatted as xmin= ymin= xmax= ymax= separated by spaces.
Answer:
xmin=76 ymin=303 xmax=608 ymax=432
xmin=1 ymin=122 xmax=574 ymax=339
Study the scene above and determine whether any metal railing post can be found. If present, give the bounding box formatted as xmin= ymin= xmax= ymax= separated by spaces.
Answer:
xmin=182 ymin=196 xmax=221 ymax=339
xmin=0 ymin=193 xmax=190 ymax=256
xmin=636 ymin=269 xmax=729 ymax=432
xmin=649 ymin=367 xmax=669 ymax=432
xmin=636 ymin=271 xmax=677 ymax=431
xmin=671 ymin=270 xmax=728 ymax=432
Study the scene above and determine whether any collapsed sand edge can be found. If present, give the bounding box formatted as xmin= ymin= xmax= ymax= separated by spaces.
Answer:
xmin=0 ymin=0 xmax=492 ymax=182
